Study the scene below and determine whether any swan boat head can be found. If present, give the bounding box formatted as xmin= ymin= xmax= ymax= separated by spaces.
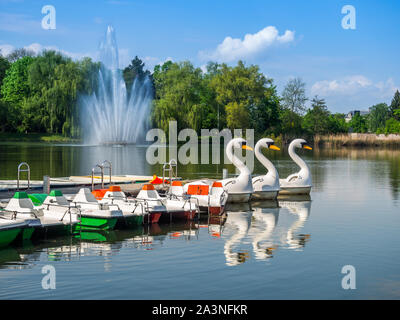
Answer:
xmin=220 ymin=138 xmax=254 ymax=202
xmin=279 ymin=138 xmax=313 ymax=194
xmin=252 ymin=138 xmax=281 ymax=197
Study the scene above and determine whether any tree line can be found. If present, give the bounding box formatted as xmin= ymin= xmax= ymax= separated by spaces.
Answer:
xmin=1 ymin=48 xmax=400 ymax=140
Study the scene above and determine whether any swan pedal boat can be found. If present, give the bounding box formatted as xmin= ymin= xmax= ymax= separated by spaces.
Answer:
xmin=252 ymin=138 xmax=281 ymax=200
xmin=219 ymin=138 xmax=254 ymax=203
xmin=279 ymin=139 xmax=313 ymax=195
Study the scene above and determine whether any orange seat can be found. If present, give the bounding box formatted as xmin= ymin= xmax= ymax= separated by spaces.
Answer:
xmin=171 ymin=181 xmax=182 ymax=186
xmin=212 ymin=181 xmax=223 ymax=188
xmin=142 ymin=184 xmax=155 ymax=190
xmin=187 ymin=185 xmax=209 ymax=195
xmin=108 ymin=185 xmax=121 ymax=192
xmin=92 ymin=189 xmax=107 ymax=200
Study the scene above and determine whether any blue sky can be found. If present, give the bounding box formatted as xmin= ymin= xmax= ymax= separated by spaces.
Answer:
xmin=1 ymin=0 xmax=399 ymax=113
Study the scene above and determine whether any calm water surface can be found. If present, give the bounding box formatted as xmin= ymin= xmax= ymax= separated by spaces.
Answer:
xmin=0 ymin=142 xmax=399 ymax=299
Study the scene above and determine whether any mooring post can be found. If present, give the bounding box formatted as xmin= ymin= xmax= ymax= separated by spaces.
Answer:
xmin=43 ymin=175 xmax=50 ymax=194
xmin=222 ymin=168 xmax=228 ymax=179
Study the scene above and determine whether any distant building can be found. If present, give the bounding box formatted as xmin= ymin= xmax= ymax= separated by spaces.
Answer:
xmin=345 ymin=110 xmax=370 ymax=123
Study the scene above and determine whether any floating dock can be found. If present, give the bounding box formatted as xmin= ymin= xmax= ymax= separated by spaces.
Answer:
xmin=0 ymin=175 xmax=175 ymax=200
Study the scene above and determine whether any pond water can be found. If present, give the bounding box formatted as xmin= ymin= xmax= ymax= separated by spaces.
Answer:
xmin=0 ymin=142 xmax=399 ymax=299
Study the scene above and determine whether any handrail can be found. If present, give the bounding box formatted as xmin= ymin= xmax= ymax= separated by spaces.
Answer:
xmin=101 ymin=160 xmax=112 ymax=184
xmin=91 ymin=164 xmax=104 ymax=191
xmin=17 ymin=162 xmax=30 ymax=190
xmin=162 ymin=159 xmax=177 ymax=188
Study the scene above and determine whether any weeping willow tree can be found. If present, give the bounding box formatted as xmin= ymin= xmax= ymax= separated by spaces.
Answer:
xmin=0 ymin=50 xmax=99 ymax=136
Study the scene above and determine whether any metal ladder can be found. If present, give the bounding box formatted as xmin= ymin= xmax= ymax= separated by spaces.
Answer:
xmin=91 ymin=164 xmax=104 ymax=191
xmin=17 ymin=162 xmax=30 ymax=191
xmin=101 ymin=160 xmax=112 ymax=185
xmin=162 ymin=159 xmax=177 ymax=188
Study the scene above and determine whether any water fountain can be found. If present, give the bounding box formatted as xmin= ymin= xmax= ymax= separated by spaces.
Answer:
xmin=80 ymin=26 xmax=153 ymax=145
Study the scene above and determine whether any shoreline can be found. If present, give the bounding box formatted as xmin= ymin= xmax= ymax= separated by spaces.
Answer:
xmin=0 ymin=133 xmax=81 ymax=143
xmin=1 ymin=132 xmax=400 ymax=148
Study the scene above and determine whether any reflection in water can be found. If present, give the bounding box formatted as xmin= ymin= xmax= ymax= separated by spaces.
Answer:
xmin=223 ymin=203 xmax=252 ymax=266
xmin=278 ymin=196 xmax=311 ymax=251
xmin=251 ymin=200 xmax=279 ymax=260
xmin=0 ymin=199 xmax=313 ymax=270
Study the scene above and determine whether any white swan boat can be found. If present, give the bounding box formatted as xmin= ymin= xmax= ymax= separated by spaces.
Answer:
xmin=252 ymin=138 xmax=281 ymax=200
xmin=279 ymin=139 xmax=313 ymax=195
xmin=219 ymin=138 xmax=254 ymax=203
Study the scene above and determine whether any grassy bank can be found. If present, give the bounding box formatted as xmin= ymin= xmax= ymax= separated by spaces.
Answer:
xmin=314 ymin=133 xmax=400 ymax=147
xmin=0 ymin=133 xmax=81 ymax=143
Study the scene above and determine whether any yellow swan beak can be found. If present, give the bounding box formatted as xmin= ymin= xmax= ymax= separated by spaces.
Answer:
xmin=303 ymin=145 xmax=312 ymax=150
xmin=242 ymin=145 xmax=253 ymax=151
xmin=269 ymin=145 xmax=280 ymax=151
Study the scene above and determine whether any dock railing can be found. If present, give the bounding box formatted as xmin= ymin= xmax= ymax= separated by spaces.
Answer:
xmin=162 ymin=159 xmax=177 ymax=188
xmin=17 ymin=162 xmax=30 ymax=191
xmin=91 ymin=164 xmax=104 ymax=191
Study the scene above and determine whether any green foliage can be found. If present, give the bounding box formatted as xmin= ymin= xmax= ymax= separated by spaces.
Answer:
xmin=302 ymin=96 xmax=330 ymax=134
xmin=327 ymin=113 xmax=348 ymax=134
xmin=1 ymin=48 xmax=400 ymax=140
xmin=390 ymin=90 xmax=400 ymax=120
xmin=123 ymin=56 xmax=152 ymax=98
xmin=0 ymin=50 xmax=99 ymax=136
xmin=348 ymin=112 xmax=368 ymax=133
xmin=367 ymin=103 xmax=389 ymax=133
xmin=152 ymin=61 xmax=207 ymax=134
xmin=384 ymin=118 xmax=400 ymax=134
xmin=1 ymin=56 xmax=34 ymax=106
xmin=0 ymin=55 xmax=11 ymax=95
xmin=210 ymin=60 xmax=280 ymax=133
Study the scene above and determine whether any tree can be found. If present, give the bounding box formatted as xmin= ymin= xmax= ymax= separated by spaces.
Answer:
xmin=152 ymin=61 xmax=205 ymax=133
xmin=0 ymin=54 xmax=10 ymax=96
xmin=348 ymin=112 xmax=367 ymax=133
xmin=6 ymin=48 xmax=35 ymax=63
xmin=123 ymin=56 xmax=152 ymax=98
xmin=368 ymin=103 xmax=389 ymax=133
xmin=302 ymin=96 xmax=330 ymax=134
xmin=1 ymin=56 xmax=34 ymax=106
xmin=328 ymin=113 xmax=348 ymax=133
xmin=281 ymin=77 xmax=308 ymax=115
xmin=390 ymin=90 xmax=400 ymax=120
xmin=210 ymin=60 xmax=279 ymax=133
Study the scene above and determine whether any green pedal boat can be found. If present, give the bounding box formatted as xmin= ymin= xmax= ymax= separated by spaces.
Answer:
xmin=71 ymin=188 xmax=123 ymax=230
xmin=0 ymin=217 xmax=29 ymax=247
xmin=4 ymin=191 xmax=79 ymax=238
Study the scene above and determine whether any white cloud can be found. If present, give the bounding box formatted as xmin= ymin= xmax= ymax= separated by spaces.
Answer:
xmin=311 ymin=75 xmax=397 ymax=98
xmin=199 ymin=26 xmax=295 ymax=62
xmin=0 ymin=44 xmax=15 ymax=56
xmin=311 ymin=75 xmax=400 ymax=111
